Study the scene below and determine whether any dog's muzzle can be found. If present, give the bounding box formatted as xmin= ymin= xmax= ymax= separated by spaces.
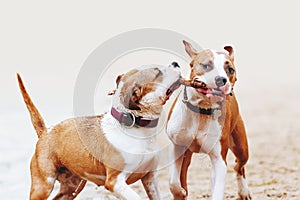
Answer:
xmin=166 ymin=79 xmax=181 ymax=97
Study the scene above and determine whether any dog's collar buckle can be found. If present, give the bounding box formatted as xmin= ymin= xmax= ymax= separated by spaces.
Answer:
xmin=111 ymin=107 xmax=159 ymax=128
xmin=182 ymin=86 xmax=189 ymax=103
xmin=182 ymin=99 xmax=188 ymax=104
xmin=119 ymin=112 xmax=136 ymax=128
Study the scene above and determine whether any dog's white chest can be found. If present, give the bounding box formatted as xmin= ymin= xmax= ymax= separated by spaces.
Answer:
xmin=195 ymin=119 xmax=222 ymax=154
xmin=101 ymin=114 xmax=159 ymax=172
xmin=167 ymin=96 xmax=223 ymax=152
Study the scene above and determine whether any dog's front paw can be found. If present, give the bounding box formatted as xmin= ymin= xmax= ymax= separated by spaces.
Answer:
xmin=170 ymin=183 xmax=187 ymax=200
xmin=238 ymin=192 xmax=252 ymax=200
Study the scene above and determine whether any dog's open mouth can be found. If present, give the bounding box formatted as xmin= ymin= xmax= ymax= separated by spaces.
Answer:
xmin=166 ymin=79 xmax=181 ymax=97
xmin=187 ymin=79 xmax=225 ymax=97
xmin=177 ymin=77 xmax=229 ymax=98
xmin=196 ymin=87 xmax=224 ymax=97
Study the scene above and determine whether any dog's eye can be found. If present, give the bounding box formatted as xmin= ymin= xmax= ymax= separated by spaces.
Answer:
xmin=200 ymin=64 xmax=210 ymax=70
xmin=227 ymin=67 xmax=235 ymax=75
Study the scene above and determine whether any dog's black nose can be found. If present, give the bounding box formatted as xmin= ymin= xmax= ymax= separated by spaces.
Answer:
xmin=171 ymin=61 xmax=180 ymax=68
xmin=215 ymin=76 xmax=227 ymax=87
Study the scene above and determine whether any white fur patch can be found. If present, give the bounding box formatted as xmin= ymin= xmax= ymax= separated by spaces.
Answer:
xmin=167 ymin=93 xmax=195 ymax=146
xmin=199 ymin=119 xmax=222 ymax=154
xmin=101 ymin=113 xmax=159 ymax=173
xmin=210 ymin=155 xmax=227 ymax=199
xmin=212 ymin=51 xmax=228 ymax=79
xmin=46 ymin=177 xmax=55 ymax=184
xmin=237 ymin=175 xmax=250 ymax=197
xmin=112 ymin=173 xmax=141 ymax=199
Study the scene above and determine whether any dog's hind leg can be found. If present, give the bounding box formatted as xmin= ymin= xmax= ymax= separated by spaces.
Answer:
xmin=53 ymin=168 xmax=87 ymax=200
xmin=230 ymin=116 xmax=252 ymax=200
xmin=29 ymin=153 xmax=57 ymax=200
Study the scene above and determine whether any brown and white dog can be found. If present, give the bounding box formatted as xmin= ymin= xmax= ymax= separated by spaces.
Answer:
xmin=167 ymin=41 xmax=252 ymax=200
xmin=18 ymin=63 xmax=181 ymax=200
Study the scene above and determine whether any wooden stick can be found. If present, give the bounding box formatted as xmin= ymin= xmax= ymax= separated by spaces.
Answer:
xmin=179 ymin=78 xmax=208 ymax=89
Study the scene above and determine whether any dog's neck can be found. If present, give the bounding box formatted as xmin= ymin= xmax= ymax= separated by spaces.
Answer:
xmin=106 ymin=111 xmax=160 ymax=139
xmin=112 ymin=103 xmax=161 ymax=119
xmin=111 ymin=88 xmax=161 ymax=119
xmin=182 ymin=87 xmax=225 ymax=120
xmin=110 ymin=107 xmax=159 ymax=128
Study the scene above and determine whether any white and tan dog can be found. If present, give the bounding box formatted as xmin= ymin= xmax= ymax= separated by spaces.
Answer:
xmin=18 ymin=63 xmax=181 ymax=200
xmin=167 ymin=41 xmax=252 ymax=200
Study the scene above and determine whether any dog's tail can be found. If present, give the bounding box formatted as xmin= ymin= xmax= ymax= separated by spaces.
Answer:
xmin=17 ymin=73 xmax=47 ymax=138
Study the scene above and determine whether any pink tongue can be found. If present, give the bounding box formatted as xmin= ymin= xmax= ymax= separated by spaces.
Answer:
xmin=196 ymin=88 xmax=211 ymax=94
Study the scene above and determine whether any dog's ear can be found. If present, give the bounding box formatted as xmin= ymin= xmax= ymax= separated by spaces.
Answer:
xmin=116 ymin=74 xmax=124 ymax=88
xmin=108 ymin=74 xmax=124 ymax=96
xmin=224 ymin=46 xmax=234 ymax=63
xmin=183 ymin=40 xmax=197 ymax=58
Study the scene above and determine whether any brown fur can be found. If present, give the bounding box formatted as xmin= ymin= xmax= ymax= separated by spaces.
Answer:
xmin=120 ymin=68 xmax=165 ymax=116
xmin=18 ymin=62 xmax=182 ymax=199
xmin=17 ymin=73 xmax=46 ymax=138
xmin=120 ymin=68 xmax=162 ymax=111
xmin=27 ymin=114 xmax=127 ymax=199
xmin=169 ymin=41 xmax=251 ymax=200
xmin=17 ymin=70 xmax=164 ymax=199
